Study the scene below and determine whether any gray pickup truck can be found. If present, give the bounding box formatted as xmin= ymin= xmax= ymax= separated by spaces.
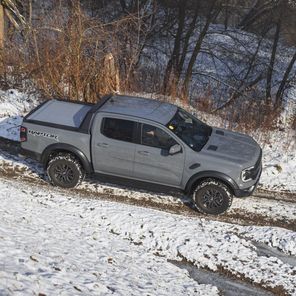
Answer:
xmin=20 ymin=95 xmax=262 ymax=215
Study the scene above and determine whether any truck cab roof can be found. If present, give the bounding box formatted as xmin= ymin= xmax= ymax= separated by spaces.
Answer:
xmin=99 ymin=95 xmax=177 ymax=125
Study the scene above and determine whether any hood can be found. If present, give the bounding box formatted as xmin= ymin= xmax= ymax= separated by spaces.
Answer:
xmin=201 ymin=128 xmax=261 ymax=167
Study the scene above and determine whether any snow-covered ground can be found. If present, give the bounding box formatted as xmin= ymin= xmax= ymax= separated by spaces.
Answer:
xmin=0 ymin=178 xmax=218 ymax=296
xmin=0 ymin=178 xmax=295 ymax=295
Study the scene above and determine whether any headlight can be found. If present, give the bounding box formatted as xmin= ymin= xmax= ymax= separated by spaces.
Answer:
xmin=241 ymin=166 xmax=255 ymax=182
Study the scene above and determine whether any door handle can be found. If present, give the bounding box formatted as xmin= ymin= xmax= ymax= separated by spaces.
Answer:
xmin=138 ymin=151 xmax=150 ymax=156
xmin=97 ymin=143 xmax=109 ymax=148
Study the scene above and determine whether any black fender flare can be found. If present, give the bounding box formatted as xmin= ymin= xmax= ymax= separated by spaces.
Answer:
xmin=41 ymin=143 xmax=93 ymax=174
xmin=185 ymin=171 xmax=239 ymax=194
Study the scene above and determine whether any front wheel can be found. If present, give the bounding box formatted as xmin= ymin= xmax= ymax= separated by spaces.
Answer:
xmin=47 ymin=153 xmax=85 ymax=188
xmin=192 ymin=179 xmax=233 ymax=215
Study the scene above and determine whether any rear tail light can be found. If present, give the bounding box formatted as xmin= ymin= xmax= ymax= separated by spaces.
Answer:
xmin=20 ymin=126 xmax=27 ymax=142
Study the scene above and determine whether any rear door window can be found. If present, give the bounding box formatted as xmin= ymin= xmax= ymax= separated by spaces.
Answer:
xmin=101 ymin=118 xmax=136 ymax=143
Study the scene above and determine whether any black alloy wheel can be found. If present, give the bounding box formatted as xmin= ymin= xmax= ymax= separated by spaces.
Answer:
xmin=47 ymin=153 xmax=85 ymax=188
xmin=193 ymin=179 xmax=233 ymax=215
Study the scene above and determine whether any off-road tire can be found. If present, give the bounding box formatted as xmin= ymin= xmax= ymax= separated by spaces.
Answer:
xmin=192 ymin=179 xmax=233 ymax=215
xmin=47 ymin=153 xmax=85 ymax=188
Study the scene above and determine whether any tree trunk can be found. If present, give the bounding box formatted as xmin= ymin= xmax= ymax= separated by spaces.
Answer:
xmin=224 ymin=0 xmax=229 ymax=30
xmin=239 ymin=0 xmax=274 ymax=30
xmin=175 ymin=5 xmax=199 ymax=82
xmin=275 ymin=50 xmax=296 ymax=107
xmin=0 ymin=4 xmax=4 ymax=50
xmin=238 ymin=0 xmax=261 ymax=29
xmin=265 ymin=19 xmax=281 ymax=103
xmin=163 ymin=0 xmax=187 ymax=94
xmin=119 ymin=0 xmax=127 ymax=12
xmin=182 ymin=1 xmax=220 ymax=98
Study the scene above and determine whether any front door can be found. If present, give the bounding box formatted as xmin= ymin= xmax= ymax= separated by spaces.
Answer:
xmin=133 ymin=123 xmax=185 ymax=187
xmin=92 ymin=116 xmax=137 ymax=177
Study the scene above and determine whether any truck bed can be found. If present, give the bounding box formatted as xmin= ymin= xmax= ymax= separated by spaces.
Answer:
xmin=26 ymin=100 xmax=93 ymax=128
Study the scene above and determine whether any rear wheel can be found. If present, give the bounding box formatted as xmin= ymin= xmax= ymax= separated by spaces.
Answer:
xmin=192 ymin=179 xmax=233 ymax=215
xmin=47 ymin=153 xmax=85 ymax=188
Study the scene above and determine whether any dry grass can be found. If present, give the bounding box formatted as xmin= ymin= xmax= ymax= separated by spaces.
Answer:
xmin=0 ymin=1 xmax=146 ymax=103
xmin=193 ymin=92 xmax=282 ymax=132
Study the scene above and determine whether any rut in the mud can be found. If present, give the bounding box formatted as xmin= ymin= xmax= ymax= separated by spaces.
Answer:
xmin=170 ymin=238 xmax=296 ymax=296
xmin=172 ymin=261 xmax=276 ymax=296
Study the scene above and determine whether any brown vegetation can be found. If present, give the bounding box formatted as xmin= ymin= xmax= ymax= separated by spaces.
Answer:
xmin=1 ymin=2 xmax=146 ymax=102
xmin=0 ymin=0 xmax=295 ymax=130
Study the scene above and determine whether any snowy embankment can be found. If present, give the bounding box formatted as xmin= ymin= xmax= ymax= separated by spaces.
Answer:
xmin=0 ymin=89 xmax=296 ymax=192
xmin=0 ymin=178 xmax=296 ymax=295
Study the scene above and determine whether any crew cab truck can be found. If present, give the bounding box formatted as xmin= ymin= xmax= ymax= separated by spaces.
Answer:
xmin=20 ymin=95 xmax=262 ymax=215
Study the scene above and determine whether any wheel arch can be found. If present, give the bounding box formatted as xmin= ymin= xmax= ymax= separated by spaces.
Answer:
xmin=41 ymin=143 xmax=93 ymax=174
xmin=185 ymin=171 xmax=239 ymax=195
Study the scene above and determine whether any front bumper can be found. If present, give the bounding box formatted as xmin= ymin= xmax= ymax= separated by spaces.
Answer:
xmin=234 ymin=167 xmax=262 ymax=197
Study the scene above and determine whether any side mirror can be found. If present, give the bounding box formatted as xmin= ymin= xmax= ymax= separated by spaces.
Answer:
xmin=169 ymin=144 xmax=182 ymax=155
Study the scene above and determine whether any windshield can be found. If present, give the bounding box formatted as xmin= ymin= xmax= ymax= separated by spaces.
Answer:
xmin=167 ymin=109 xmax=212 ymax=152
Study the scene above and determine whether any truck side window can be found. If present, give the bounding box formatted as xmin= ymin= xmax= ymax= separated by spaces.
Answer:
xmin=141 ymin=124 xmax=177 ymax=149
xmin=102 ymin=118 xmax=135 ymax=143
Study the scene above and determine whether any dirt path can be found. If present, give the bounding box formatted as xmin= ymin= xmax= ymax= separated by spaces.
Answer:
xmin=0 ymin=136 xmax=295 ymax=231
xmin=0 ymin=166 xmax=295 ymax=231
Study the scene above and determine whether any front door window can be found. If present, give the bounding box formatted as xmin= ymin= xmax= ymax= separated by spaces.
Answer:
xmin=141 ymin=124 xmax=177 ymax=150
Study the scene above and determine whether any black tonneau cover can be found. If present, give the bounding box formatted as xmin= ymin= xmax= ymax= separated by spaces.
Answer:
xmin=23 ymin=95 xmax=112 ymax=133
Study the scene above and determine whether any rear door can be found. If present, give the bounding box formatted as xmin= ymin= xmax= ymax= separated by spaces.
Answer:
xmin=91 ymin=115 xmax=137 ymax=177
xmin=133 ymin=123 xmax=185 ymax=187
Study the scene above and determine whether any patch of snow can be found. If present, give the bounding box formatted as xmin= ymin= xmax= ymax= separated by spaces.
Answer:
xmin=241 ymin=226 xmax=296 ymax=257
xmin=0 ymin=178 xmax=295 ymax=295
xmin=0 ymin=178 xmax=218 ymax=296
xmin=230 ymin=196 xmax=296 ymax=222
xmin=259 ymin=131 xmax=296 ymax=192
xmin=0 ymin=89 xmax=40 ymax=141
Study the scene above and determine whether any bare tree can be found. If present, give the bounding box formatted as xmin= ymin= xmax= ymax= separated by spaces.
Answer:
xmin=238 ymin=0 xmax=275 ymax=31
xmin=215 ymin=33 xmax=266 ymax=111
xmin=265 ymin=0 xmax=288 ymax=104
xmin=182 ymin=0 xmax=222 ymax=98
xmin=0 ymin=3 xmax=4 ymax=49
xmin=265 ymin=17 xmax=281 ymax=103
xmin=275 ymin=50 xmax=296 ymax=107
xmin=162 ymin=0 xmax=187 ymax=93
